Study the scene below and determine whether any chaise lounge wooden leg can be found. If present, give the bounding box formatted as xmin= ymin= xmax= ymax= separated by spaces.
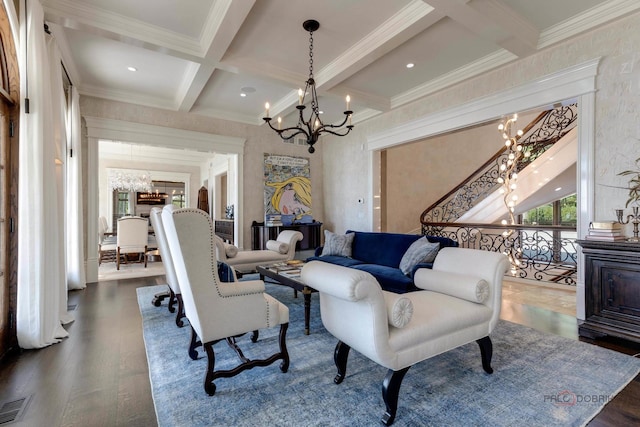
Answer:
xmin=476 ymin=336 xmax=494 ymax=374
xmin=333 ymin=341 xmax=351 ymax=384
xmin=381 ymin=366 xmax=410 ymax=426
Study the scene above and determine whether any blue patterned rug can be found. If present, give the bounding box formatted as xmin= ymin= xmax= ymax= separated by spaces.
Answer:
xmin=137 ymin=282 xmax=640 ymax=427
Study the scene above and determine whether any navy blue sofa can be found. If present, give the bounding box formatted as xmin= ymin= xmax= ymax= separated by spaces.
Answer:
xmin=307 ymin=230 xmax=458 ymax=294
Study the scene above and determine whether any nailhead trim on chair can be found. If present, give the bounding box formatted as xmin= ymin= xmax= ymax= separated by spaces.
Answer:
xmin=173 ymin=209 xmax=266 ymax=299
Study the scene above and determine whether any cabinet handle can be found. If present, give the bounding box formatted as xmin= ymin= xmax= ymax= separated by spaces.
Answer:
xmin=607 ymin=278 xmax=615 ymax=304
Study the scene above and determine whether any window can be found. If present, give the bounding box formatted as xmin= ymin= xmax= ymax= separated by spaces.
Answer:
xmin=522 ymin=194 xmax=577 ymax=226
xmin=112 ymin=190 xmax=130 ymax=228
xmin=172 ymin=193 xmax=185 ymax=208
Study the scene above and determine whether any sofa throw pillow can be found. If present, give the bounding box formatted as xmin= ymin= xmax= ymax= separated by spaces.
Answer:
xmin=266 ymin=239 xmax=289 ymax=254
xmin=399 ymin=237 xmax=440 ymax=276
xmin=384 ymin=292 xmax=414 ymax=328
xmin=320 ymin=230 xmax=355 ymax=257
xmin=223 ymin=242 xmax=238 ymax=258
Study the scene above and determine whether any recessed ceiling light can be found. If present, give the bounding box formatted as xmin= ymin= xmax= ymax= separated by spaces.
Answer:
xmin=127 ymin=66 xmax=137 ymax=72
xmin=406 ymin=63 xmax=414 ymax=69
xmin=555 ymin=187 xmax=562 ymax=191
xmin=319 ymin=111 xmax=324 ymax=114
xmin=240 ymin=93 xmax=247 ymax=97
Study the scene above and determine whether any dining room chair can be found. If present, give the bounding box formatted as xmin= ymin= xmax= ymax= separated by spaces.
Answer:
xmin=116 ymin=216 xmax=149 ymax=270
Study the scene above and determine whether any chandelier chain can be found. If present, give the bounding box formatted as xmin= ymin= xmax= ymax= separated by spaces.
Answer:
xmin=308 ymin=31 xmax=314 ymax=80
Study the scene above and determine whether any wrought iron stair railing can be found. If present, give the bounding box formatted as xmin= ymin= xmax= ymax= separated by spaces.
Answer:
xmin=421 ymin=222 xmax=577 ymax=285
xmin=420 ymin=104 xmax=577 ymax=224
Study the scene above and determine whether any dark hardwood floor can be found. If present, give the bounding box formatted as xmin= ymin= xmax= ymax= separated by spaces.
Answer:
xmin=0 ymin=276 xmax=162 ymax=427
xmin=0 ymin=275 xmax=638 ymax=427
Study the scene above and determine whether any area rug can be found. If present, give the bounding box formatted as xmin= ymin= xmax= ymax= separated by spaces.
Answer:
xmin=99 ymin=261 xmax=165 ymax=281
xmin=137 ymin=283 xmax=640 ymax=427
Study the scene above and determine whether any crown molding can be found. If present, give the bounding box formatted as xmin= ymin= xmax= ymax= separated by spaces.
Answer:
xmin=391 ymin=49 xmax=517 ymax=109
xmin=538 ymin=0 xmax=640 ymax=49
xmin=369 ymin=57 xmax=601 ymax=150
xmin=79 ymin=84 xmax=178 ymax=111
xmin=84 ymin=116 xmax=245 ymax=155
xmin=42 ymin=0 xmax=204 ymax=57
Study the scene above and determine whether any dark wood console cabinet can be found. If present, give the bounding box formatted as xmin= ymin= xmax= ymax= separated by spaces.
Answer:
xmin=251 ymin=221 xmax=322 ymax=251
xmin=577 ymin=239 xmax=640 ymax=344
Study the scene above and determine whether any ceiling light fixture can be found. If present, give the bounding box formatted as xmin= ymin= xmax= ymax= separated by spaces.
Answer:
xmin=127 ymin=66 xmax=137 ymax=72
xmin=406 ymin=63 xmax=414 ymax=68
xmin=107 ymin=144 xmax=152 ymax=193
xmin=263 ymin=20 xmax=354 ymax=153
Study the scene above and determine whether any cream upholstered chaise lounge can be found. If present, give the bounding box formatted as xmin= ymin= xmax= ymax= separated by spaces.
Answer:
xmin=161 ymin=206 xmax=290 ymax=396
xmin=214 ymin=230 xmax=303 ymax=274
xmin=301 ymin=247 xmax=509 ymax=425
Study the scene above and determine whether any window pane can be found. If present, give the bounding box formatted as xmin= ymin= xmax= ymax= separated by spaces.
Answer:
xmin=560 ymin=194 xmax=577 ymax=226
xmin=522 ymin=203 xmax=553 ymax=225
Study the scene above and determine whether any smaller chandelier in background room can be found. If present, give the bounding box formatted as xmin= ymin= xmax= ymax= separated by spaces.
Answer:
xmin=108 ymin=169 xmax=152 ymax=193
xmin=263 ymin=19 xmax=354 ymax=154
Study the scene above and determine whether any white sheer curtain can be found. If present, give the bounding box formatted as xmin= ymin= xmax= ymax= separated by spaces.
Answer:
xmin=66 ymin=86 xmax=86 ymax=290
xmin=17 ymin=0 xmax=71 ymax=348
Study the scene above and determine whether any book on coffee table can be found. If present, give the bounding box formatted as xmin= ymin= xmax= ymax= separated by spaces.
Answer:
xmin=280 ymin=269 xmax=301 ymax=278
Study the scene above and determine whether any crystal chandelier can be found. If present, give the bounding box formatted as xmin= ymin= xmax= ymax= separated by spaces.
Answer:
xmin=263 ymin=20 xmax=354 ymax=154
xmin=108 ymin=169 xmax=152 ymax=193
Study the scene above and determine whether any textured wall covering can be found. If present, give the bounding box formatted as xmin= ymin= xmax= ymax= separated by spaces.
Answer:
xmin=384 ymin=111 xmax=539 ymax=233
xmin=79 ymin=97 xmax=325 ymax=249
xmin=321 ymin=11 xmax=640 ymax=237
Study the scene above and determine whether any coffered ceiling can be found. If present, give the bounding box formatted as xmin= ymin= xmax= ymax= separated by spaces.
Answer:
xmin=43 ymin=0 xmax=637 ymax=128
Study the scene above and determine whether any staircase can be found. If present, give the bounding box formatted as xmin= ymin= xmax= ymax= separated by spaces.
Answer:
xmin=420 ymin=104 xmax=577 ymax=224
xmin=419 ymin=104 xmax=579 ymax=285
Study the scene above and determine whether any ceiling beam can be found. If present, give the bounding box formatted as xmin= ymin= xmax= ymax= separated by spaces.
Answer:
xmin=316 ymin=1 xmax=442 ymax=91
xmin=42 ymin=0 xmax=206 ymax=59
xmin=252 ymin=0 xmax=442 ymax=121
xmin=423 ymin=0 xmax=539 ymax=57
xmin=176 ymin=0 xmax=256 ymax=112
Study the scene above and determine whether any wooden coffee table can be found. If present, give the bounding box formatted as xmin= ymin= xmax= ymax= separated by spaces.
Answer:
xmin=257 ymin=262 xmax=316 ymax=335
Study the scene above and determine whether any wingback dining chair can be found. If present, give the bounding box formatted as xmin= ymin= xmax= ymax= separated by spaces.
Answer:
xmin=116 ymin=216 xmax=149 ymax=270
xmin=148 ymin=207 xmax=185 ymax=326
xmin=161 ymin=205 xmax=290 ymax=395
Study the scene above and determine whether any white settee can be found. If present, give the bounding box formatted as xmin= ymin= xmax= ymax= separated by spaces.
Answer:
xmin=214 ymin=230 xmax=303 ymax=273
xmin=301 ymin=247 xmax=509 ymax=425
